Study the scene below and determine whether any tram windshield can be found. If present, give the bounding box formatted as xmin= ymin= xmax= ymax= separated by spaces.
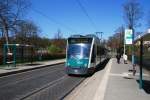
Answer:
xmin=67 ymin=44 xmax=91 ymax=59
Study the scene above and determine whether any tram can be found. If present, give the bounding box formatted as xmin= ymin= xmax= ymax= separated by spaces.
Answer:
xmin=65 ymin=34 xmax=108 ymax=75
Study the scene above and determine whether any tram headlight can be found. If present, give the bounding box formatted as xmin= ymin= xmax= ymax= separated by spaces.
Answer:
xmin=84 ymin=63 xmax=87 ymax=67
xmin=67 ymin=62 xmax=70 ymax=66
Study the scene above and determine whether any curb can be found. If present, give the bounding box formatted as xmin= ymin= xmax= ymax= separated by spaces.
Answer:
xmin=0 ymin=62 xmax=65 ymax=77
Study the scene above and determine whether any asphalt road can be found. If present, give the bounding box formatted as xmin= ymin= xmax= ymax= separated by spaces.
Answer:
xmin=0 ymin=64 xmax=85 ymax=100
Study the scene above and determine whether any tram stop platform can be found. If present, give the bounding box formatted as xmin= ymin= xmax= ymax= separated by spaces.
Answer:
xmin=65 ymin=58 xmax=150 ymax=100
xmin=0 ymin=59 xmax=65 ymax=77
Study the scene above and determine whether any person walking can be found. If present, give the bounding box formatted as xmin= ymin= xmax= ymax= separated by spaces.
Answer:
xmin=123 ymin=54 xmax=128 ymax=64
xmin=116 ymin=53 xmax=121 ymax=64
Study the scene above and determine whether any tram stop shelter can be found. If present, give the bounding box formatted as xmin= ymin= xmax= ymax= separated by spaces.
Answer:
xmin=134 ymin=29 xmax=150 ymax=89
xmin=3 ymin=44 xmax=35 ymax=68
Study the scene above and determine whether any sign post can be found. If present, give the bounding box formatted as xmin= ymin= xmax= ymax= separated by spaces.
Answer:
xmin=124 ymin=29 xmax=133 ymax=55
xmin=139 ymin=37 xmax=143 ymax=89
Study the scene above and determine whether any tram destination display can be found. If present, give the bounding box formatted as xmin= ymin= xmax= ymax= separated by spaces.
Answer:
xmin=68 ymin=38 xmax=92 ymax=44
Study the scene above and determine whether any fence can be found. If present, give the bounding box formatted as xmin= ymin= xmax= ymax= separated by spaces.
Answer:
xmin=0 ymin=44 xmax=65 ymax=66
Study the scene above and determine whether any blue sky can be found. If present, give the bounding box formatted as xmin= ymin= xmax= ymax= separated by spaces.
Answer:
xmin=26 ymin=0 xmax=150 ymax=39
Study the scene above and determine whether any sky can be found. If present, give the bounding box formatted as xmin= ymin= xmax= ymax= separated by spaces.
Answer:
xmin=26 ymin=0 xmax=150 ymax=40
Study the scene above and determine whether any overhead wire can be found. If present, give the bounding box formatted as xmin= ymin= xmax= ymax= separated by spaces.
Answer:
xmin=75 ymin=0 xmax=97 ymax=31
xmin=31 ymin=8 xmax=77 ymax=37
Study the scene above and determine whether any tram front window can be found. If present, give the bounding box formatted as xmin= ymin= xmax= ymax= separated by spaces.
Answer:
xmin=67 ymin=44 xmax=91 ymax=59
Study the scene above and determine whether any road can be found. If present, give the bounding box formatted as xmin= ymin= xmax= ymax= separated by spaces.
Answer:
xmin=0 ymin=64 xmax=85 ymax=100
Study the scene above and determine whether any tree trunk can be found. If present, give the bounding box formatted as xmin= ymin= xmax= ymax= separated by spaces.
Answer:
xmin=3 ymin=25 xmax=10 ymax=53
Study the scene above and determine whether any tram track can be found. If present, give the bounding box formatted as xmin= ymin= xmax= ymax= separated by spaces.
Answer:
xmin=0 ymin=64 xmax=65 ymax=87
xmin=22 ymin=75 xmax=85 ymax=100
xmin=20 ymin=75 xmax=68 ymax=100
xmin=0 ymin=63 xmax=85 ymax=100
xmin=0 ymin=68 xmax=64 ymax=88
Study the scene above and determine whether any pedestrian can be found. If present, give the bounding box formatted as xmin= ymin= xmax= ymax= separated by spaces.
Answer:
xmin=123 ymin=54 xmax=128 ymax=64
xmin=116 ymin=53 xmax=121 ymax=64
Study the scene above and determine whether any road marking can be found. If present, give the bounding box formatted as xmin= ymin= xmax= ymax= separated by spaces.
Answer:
xmin=93 ymin=59 xmax=112 ymax=100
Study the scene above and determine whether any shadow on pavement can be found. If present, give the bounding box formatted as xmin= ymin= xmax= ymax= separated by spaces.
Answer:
xmin=137 ymin=80 xmax=150 ymax=94
xmin=68 ymin=74 xmax=89 ymax=78
xmin=95 ymin=58 xmax=110 ymax=72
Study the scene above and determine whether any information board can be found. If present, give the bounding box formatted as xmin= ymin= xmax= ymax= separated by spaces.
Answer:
xmin=125 ymin=29 xmax=133 ymax=44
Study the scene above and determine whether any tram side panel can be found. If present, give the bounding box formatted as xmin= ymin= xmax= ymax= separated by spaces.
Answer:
xmin=88 ymin=44 xmax=97 ymax=74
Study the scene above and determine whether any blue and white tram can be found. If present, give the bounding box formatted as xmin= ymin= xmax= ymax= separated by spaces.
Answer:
xmin=65 ymin=35 xmax=107 ymax=75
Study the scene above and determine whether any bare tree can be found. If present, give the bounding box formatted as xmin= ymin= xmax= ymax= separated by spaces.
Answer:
xmin=0 ymin=0 xmax=30 ymax=51
xmin=52 ymin=29 xmax=66 ymax=51
xmin=147 ymin=11 xmax=150 ymax=28
xmin=107 ymin=26 xmax=125 ymax=54
xmin=54 ymin=29 xmax=63 ymax=40
xmin=107 ymin=36 xmax=119 ymax=49
xmin=15 ymin=20 xmax=40 ymax=45
xmin=123 ymin=0 xmax=143 ymax=65
xmin=123 ymin=0 xmax=143 ymax=30
xmin=115 ymin=26 xmax=125 ymax=47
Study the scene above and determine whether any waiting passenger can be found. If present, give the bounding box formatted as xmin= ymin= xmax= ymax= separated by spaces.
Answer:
xmin=116 ymin=53 xmax=121 ymax=64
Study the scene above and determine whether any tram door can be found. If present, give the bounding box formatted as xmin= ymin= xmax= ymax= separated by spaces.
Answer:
xmin=91 ymin=45 xmax=96 ymax=64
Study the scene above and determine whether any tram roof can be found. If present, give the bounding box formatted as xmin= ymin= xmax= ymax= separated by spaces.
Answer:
xmin=69 ymin=34 xmax=100 ymax=43
xmin=70 ymin=34 xmax=99 ymax=39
